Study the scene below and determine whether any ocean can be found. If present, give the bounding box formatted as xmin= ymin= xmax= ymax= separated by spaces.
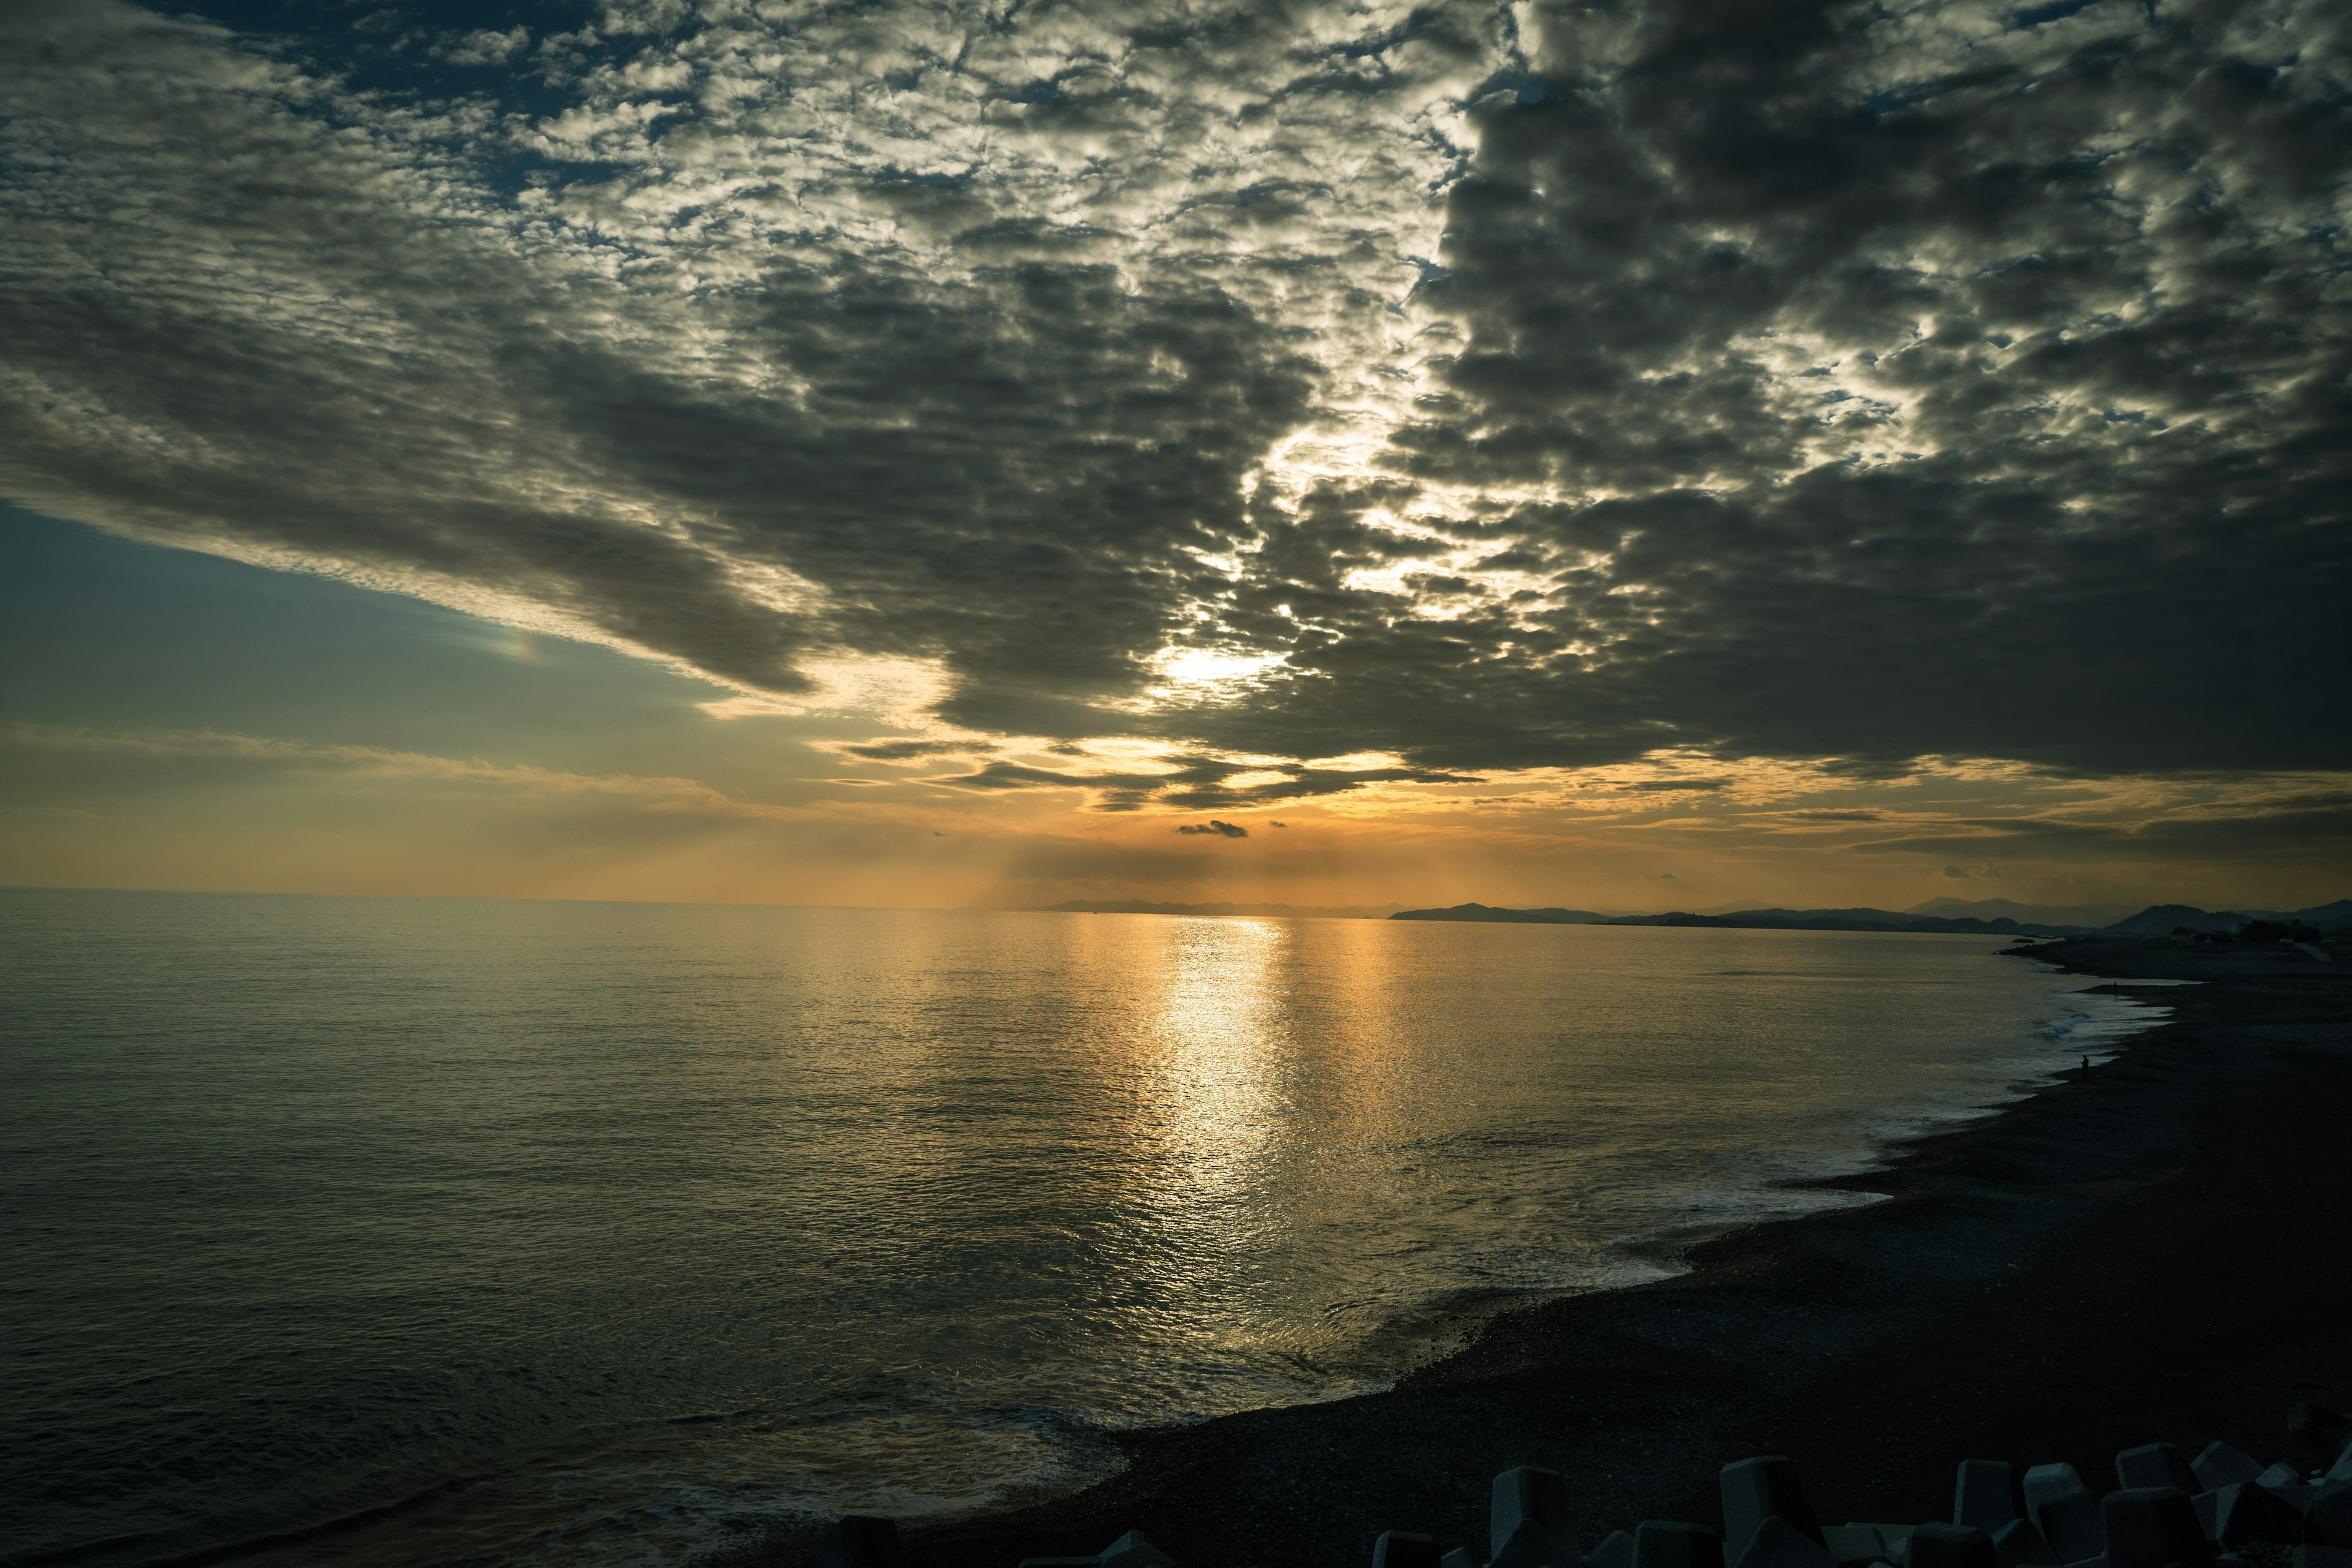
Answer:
xmin=0 ymin=889 xmax=2170 ymax=1567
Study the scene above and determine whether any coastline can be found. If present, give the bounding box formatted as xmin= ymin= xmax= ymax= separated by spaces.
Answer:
xmin=722 ymin=937 xmax=2352 ymax=1568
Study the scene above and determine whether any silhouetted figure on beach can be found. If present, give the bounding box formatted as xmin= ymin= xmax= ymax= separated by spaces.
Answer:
xmin=2082 ymin=1054 xmax=2092 ymax=1080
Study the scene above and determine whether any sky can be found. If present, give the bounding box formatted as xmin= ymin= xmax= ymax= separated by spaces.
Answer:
xmin=1 ymin=0 xmax=2346 ymax=914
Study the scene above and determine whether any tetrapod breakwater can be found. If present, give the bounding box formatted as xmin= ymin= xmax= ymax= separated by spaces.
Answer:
xmin=805 ymin=1402 xmax=2352 ymax=1568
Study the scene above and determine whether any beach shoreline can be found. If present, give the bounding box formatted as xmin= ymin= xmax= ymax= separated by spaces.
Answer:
xmin=721 ymin=936 xmax=2352 ymax=1568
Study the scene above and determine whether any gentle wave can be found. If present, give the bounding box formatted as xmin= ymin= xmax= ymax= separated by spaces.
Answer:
xmin=0 ymin=892 xmax=2186 ymax=1567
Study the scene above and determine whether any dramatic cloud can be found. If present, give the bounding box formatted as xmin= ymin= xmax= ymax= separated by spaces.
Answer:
xmin=2 ymin=0 xmax=2345 ymax=794
xmin=1175 ymin=820 xmax=1251 ymax=838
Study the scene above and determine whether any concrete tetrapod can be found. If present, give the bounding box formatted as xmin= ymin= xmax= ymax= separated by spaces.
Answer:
xmin=1441 ymin=1551 xmax=1480 ymax=1568
xmin=1374 ymin=1531 xmax=1446 ymax=1568
xmin=2193 ymin=1445 xmax=2270 ymax=1492
xmin=1845 ymin=1525 xmax=1914 ymax=1566
xmin=2100 ymin=1488 xmax=2213 ymax=1568
xmin=2193 ymin=1481 xmax=2309 ymax=1548
xmin=2020 ymin=1466 xmax=2084 ymax=1520
xmin=1722 ymin=1458 xmax=1827 ymax=1562
xmin=2258 ymin=1465 xmax=2321 ymax=1513
xmin=1909 ymin=1523 xmax=1997 ymax=1568
xmin=1989 ymin=1518 xmax=2059 ymax=1568
xmin=1493 ymin=1468 xmax=1580 ymax=1564
xmin=1635 ymin=1521 xmax=1726 ymax=1568
xmin=2022 ymin=1466 xmax=2105 ymax=1565
xmin=1098 ymin=1531 xmax=1180 ymax=1568
xmin=1492 ymin=1519 xmax=1580 ymax=1568
xmin=1956 ymin=1464 xmax=2021 ymax=1534
xmin=1588 ymin=1530 xmax=1635 ymax=1568
xmin=2116 ymin=1446 xmax=2199 ymax=1495
xmin=1824 ymin=1526 xmax=1889 ymax=1567
xmin=1828 ymin=1524 xmax=1912 ymax=1567
xmin=1731 ymin=1518 xmax=1836 ymax=1568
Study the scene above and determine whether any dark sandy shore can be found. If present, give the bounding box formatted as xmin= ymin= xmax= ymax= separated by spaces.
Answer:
xmin=731 ymin=937 xmax=2352 ymax=1568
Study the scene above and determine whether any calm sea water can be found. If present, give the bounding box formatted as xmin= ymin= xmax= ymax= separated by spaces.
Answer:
xmin=0 ymin=890 xmax=2168 ymax=1568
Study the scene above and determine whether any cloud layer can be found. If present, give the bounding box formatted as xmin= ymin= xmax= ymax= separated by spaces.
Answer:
xmin=3 ymin=0 xmax=2345 ymax=791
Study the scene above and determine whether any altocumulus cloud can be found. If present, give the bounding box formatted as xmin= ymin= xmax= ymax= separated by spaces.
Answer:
xmin=1 ymin=0 xmax=2345 ymax=793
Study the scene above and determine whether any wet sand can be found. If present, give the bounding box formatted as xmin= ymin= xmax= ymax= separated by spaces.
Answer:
xmin=729 ymin=938 xmax=2352 ymax=1568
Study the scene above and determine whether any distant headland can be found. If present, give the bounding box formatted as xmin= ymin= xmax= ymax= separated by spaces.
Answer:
xmin=1390 ymin=898 xmax=2352 ymax=940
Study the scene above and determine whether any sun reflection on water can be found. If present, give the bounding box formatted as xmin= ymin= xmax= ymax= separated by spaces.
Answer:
xmin=1147 ymin=918 xmax=1291 ymax=1216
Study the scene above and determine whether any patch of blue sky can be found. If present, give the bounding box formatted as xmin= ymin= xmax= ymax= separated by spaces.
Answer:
xmin=167 ymin=0 xmax=613 ymax=197
xmin=0 ymin=506 xmax=806 ymax=790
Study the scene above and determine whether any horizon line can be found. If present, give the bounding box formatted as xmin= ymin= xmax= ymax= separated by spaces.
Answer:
xmin=2 ymin=882 xmax=2286 ymax=922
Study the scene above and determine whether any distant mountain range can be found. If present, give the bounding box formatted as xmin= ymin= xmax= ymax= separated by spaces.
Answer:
xmin=2098 ymin=900 xmax=2352 ymax=935
xmin=1390 ymin=899 xmax=2352 ymax=937
xmin=1385 ymin=903 xmax=1613 ymax=925
xmin=1901 ymin=897 xmax=2143 ymax=927
xmin=1602 ymin=907 xmax=2085 ymax=935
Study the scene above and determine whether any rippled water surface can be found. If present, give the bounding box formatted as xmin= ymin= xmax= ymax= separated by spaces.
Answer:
xmin=0 ymin=890 xmax=2166 ymax=1567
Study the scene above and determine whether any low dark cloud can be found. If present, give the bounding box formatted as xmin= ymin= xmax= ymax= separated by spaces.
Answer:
xmin=1627 ymin=778 xmax=1732 ymax=793
xmin=1 ymin=0 xmax=2342 ymax=787
xmin=840 ymin=740 xmax=984 ymax=762
xmin=1175 ymin=820 xmax=1250 ymax=839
